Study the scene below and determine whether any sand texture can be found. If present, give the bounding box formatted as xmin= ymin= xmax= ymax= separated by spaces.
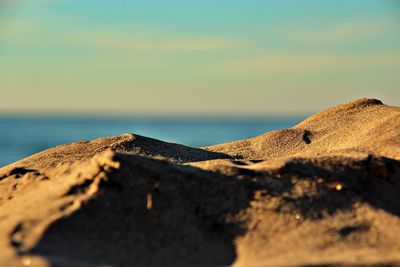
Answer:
xmin=0 ymin=98 xmax=399 ymax=267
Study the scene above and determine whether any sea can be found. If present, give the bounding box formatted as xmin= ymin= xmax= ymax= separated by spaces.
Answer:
xmin=0 ymin=116 xmax=305 ymax=167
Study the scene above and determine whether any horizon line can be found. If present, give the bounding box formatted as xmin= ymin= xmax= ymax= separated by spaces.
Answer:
xmin=0 ymin=109 xmax=311 ymax=119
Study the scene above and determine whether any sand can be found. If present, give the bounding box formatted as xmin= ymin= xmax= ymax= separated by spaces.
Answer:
xmin=0 ymin=98 xmax=399 ymax=267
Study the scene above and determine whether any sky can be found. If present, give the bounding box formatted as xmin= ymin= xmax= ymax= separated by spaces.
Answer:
xmin=0 ymin=0 xmax=399 ymax=116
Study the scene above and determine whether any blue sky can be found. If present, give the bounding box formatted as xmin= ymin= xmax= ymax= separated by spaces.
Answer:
xmin=0 ymin=0 xmax=399 ymax=115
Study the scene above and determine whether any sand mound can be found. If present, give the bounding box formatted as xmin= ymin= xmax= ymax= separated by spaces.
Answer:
xmin=206 ymin=98 xmax=400 ymax=160
xmin=1 ymin=133 xmax=230 ymax=172
xmin=0 ymin=98 xmax=399 ymax=267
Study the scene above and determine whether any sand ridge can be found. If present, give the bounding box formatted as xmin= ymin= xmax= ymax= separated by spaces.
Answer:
xmin=0 ymin=98 xmax=399 ymax=267
xmin=205 ymin=98 xmax=400 ymax=160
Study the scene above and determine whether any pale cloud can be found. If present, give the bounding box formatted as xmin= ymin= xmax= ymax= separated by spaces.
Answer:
xmin=0 ymin=19 xmax=242 ymax=52
xmin=0 ymin=15 xmax=49 ymax=43
xmin=216 ymin=52 xmax=400 ymax=73
xmin=60 ymin=32 xmax=242 ymax=52
xmin=280 ymin=18 xmax=399 ymax=44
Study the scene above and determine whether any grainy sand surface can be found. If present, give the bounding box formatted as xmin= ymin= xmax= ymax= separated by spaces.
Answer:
xmin=0 ymin=98 xmax=399 ymax=267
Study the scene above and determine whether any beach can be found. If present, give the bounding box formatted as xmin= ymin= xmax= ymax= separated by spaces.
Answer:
xmin=0 ymin=98 xmax=399 ymax=266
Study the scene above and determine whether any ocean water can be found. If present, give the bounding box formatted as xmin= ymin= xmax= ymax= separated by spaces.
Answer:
xmin=0 ymin=116 xmax=304 ymax=167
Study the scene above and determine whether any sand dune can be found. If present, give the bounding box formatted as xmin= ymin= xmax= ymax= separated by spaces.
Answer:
xmin=206 ymin=98 xmax=400 ymax=160
xmin=0 ymin=98 xmax=399 ymax=267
